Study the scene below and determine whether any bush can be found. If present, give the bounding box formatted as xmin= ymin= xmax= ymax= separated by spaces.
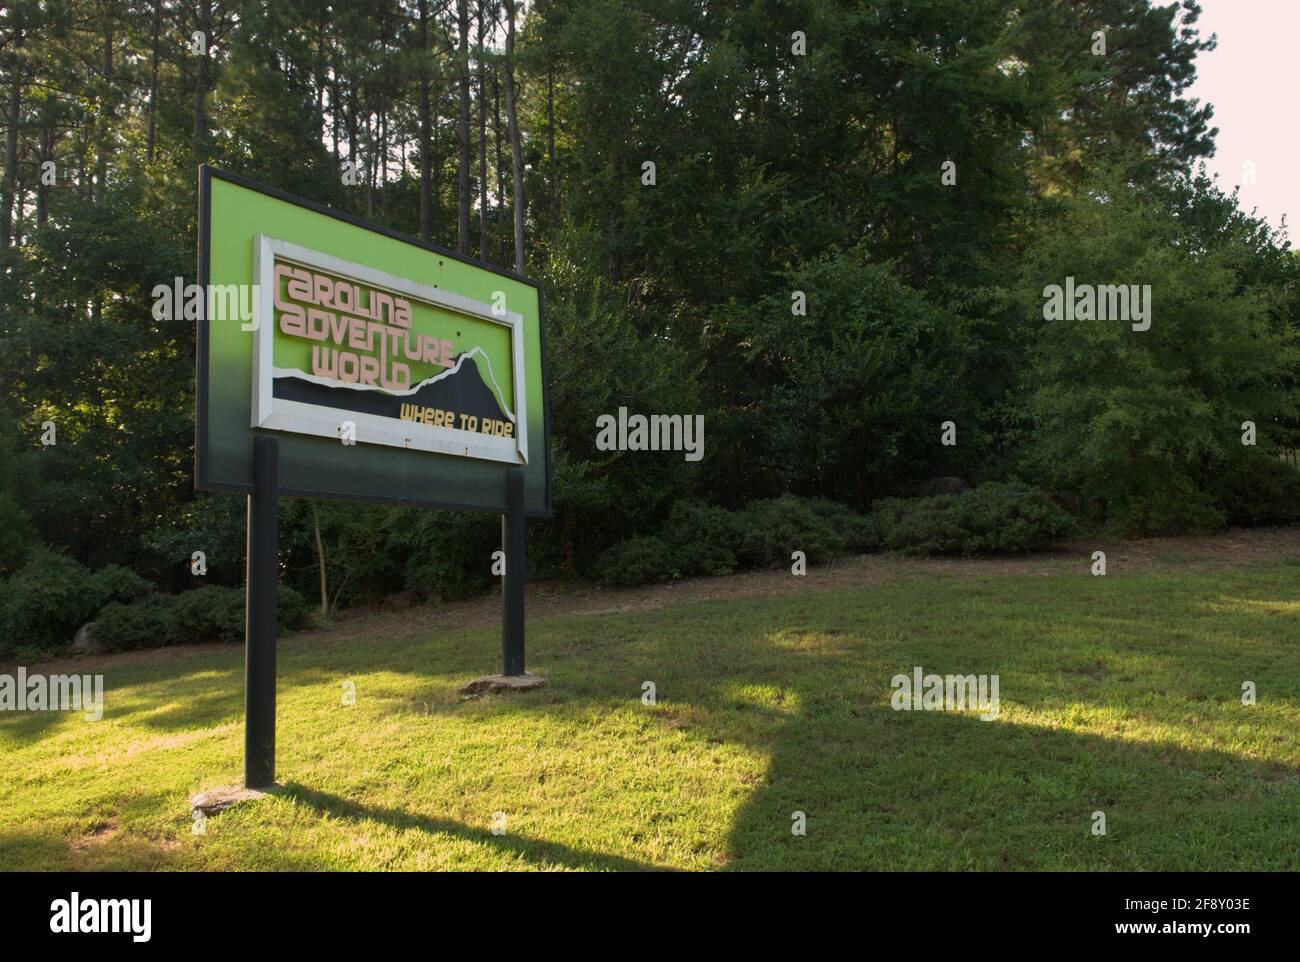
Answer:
xmin=600 ymin=501 xmax=750 ymax=584
xmin=390 ymin=510 xmax=499 ymax=601
xmin=171 ymin=585 xmax=245 ymax=643
xmin=803 ymin=497 xmax=879 ymax=553
xmin=1202 ymin=451 xmax=1300 ymax=527
xmin=0 ymin=550 xmax=95 ymax=653
xmin=662 ymin=502 xmax=740 ymax=577
xmin=871 ymin=482 xmax=1078 ymax=556
xmin=90 ymin=564 xmax=153 ymax=606
xmin=92 ymin=582 xmax=314 ymax=653
xmin=597 ymin=494 xmax=866 ymax=585
xmin=1098 ymin=470 xmax=1225 ymax=536
xmin=599 ymin=536 xmax=678 ymax=585
xmin=733 ymin=495 xmax=845 ymax=567
xmin=595 ymin=486 xmax=1076 ymax=583
xmin=0 ymin=550 xmax=150 ymax=654
xmin=276 ymin=584 xmax=311 ymax=632
xmin=93 ymin=595 xmax=178 ymax=653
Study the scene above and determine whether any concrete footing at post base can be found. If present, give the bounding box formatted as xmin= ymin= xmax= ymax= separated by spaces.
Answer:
xmin=458 ymin=672 xmax=548 ymax=696
xmin=189 ymin=784 xmax=279 ymax=816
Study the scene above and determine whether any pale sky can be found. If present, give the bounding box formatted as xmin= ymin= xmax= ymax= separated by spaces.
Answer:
xmin=1188 ymin=0 xmax=1298 ymax=244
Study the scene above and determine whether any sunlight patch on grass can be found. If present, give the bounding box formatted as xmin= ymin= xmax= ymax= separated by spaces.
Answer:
xmin=1208 ymin=596 xmax=1300 ymax=617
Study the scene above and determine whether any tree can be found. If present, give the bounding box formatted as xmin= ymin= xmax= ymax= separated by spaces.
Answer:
xmin=456 ymin=0 xmax=471 ymax=252
xmin=1013 ymin=0 xmax=1218 ymax=190
xmin=1014 ymin=170 xmax=1298 ymax=533
xmin=503 ymin=0 xmax=524 ymax=271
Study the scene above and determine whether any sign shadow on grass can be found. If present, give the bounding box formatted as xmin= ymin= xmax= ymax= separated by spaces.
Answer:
xmin=280 ymin=782 xmax=668 ymax=871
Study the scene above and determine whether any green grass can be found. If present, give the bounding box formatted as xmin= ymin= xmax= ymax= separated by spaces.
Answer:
xmin=3 ymin=559 xmax=1299 ymax=871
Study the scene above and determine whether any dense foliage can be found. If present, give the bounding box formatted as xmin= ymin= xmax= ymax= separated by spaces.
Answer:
xmin=868 ymin=483 xmax=1079 ymax=556
xmin=0 ymin=1 xmax=1296 ymax=654
xmin=92 ymin=583 xmax=309 ymax=652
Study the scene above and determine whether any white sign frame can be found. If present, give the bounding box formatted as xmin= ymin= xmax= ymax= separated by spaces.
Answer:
xmin=251 ymin=235 xmax=528 ymax=465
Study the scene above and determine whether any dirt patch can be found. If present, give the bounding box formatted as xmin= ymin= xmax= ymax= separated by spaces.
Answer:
xmin=8 ymin=641 xmax=230 ymax=675
xmin=302 ymin=525 xmax=1300 ymax=640
xmin=28 ymin=526 xmax=1300 ymax=669
xmin=70 ymin=821 xmax=117 ymax=851
xmin=67 ymin=826 xmax=183 ymax=870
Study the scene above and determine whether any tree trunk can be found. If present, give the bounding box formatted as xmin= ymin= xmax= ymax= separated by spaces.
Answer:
xmin=477 ymin=1 xmax=490 ymax=262
xmin=376 ymin=6 xmax=388 ymax=218
xmin=1 ymin=28 xmax=21 ymax=249
xmin=146 ymin=1 xmax=161 ymax=163
xmin=193 ymin=0 xmax=212 ymax=167
xmin=365 ymin=110 xmax=374 ymax=218
xmin=346 ymin=84 xmax=358 ymax=185
xmin=96 ymin=18 xmax=113 ymax=193
xmin=417 ymin=0 xmax=431 ymax=240
xmin=504 ymin=0 xmax=525 ymax=272
xmin=313 ymin=509 xmax=328 ymax=618
xmin=433 ymin=112 xmax=443 ymax=234
xmin=315 ymin=19 xmax=325 ymax=122
xmin=36 ymin=120 xmax=51 ymax=226
xmin=456 ymin=0 xmax=471 ymax=253
xmin=493 ymin=66 xmax=503 ymax=262
xmin=378 ymin=104 xmax=387 ymax=218
xmin=547 ymin=64 xmax=556 ymax=249
xmin=331 ymin=56 xmax=342 ymax=165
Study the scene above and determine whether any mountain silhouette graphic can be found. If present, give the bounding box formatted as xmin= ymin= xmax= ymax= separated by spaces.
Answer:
xmin=273 ymin=353 xmax=509 ymax=424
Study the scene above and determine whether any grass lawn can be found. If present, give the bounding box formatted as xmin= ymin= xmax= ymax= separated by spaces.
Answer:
xmin=3 ymin=548 xmax=1299 ymax=871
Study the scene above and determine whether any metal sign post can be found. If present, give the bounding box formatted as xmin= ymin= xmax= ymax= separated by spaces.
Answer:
xmin=502 ymin=467 xmax=526 ymax=676
xmin=244 ymin=435 xmax=279 ymax=788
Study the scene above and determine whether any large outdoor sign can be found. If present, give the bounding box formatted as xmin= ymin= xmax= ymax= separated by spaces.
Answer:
xmin=194 ymin=167 xmax=549 ymax=789
xmin=197 ymin=166 xmax=551 ymax=516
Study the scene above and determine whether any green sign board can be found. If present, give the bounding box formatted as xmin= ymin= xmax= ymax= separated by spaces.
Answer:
xmin=196 ymin=166 xmax=551 ymax=516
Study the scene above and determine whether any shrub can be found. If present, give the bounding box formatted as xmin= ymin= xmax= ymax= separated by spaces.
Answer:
xmin=391 ymin=510 xmax=499 ymax=601
xmin=276 ymin=584 xmax=311 ymax=633
xmin=10 ymin=644 xmax=43 ymax=666
xmin=0 ymin=550 xmax=91 ymax=652
xmin=803 ymin=497 xmax=879 ymax=553
xmin=92 ymin=582 xmax=313 ymax=653
xmin=89 ymin=564 xmax=153 ymax=606
xmin=599 ymin=536 xmax=678 ymax=585
xmin=1202 ymin=451 xmax=1300 ymax=527
xmin=0 ymin=551 xmax=154 ymax=655
xmin=662 ymin=502 xmax=739 ymax=577
xmin=733 ymin=495 xmax=845 ymax=567
xmin=1095 ymin=468 xmax=1224 ymax=536
xmin=94 ymin=595 xmax=178 ymax=652
xmin=171 ymin=585 xmax=245 ymax=643
xmin=597 ymin=495 xmax=870 ymax=585
xmin=872 ymin=482 xmax=1078 ymax=556
xmin=0 ymin=550 xmax=101 ymax=654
